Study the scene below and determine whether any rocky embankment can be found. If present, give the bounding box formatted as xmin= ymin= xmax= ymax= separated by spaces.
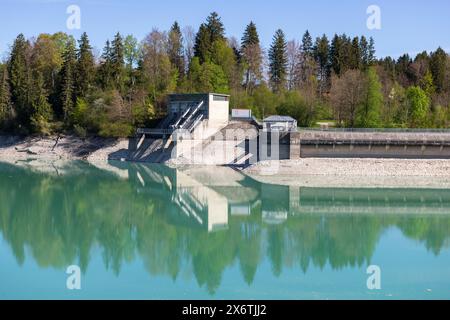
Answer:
xmin=0 ymin=135 xmax=129 ymax=162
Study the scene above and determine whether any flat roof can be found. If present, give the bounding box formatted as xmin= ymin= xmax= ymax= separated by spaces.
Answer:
xmin=168 ymin=93 xmax=230 ymax=97
xmin=263 ymin=115 xmax=297 ymax=122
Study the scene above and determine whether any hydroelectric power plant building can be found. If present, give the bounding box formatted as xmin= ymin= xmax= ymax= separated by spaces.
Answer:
xmin=132 ymin=93 xmax=450 ymax=163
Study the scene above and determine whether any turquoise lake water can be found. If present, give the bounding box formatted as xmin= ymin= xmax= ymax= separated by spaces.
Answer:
xmin=0 ymin=161 xmax=449 ymax=300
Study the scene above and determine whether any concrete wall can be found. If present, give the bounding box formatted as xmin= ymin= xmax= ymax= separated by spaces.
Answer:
xmin=300 ymin=144 xmax=450 ymax=159
xmin=208 ymin=94 xmax=229 ymax=124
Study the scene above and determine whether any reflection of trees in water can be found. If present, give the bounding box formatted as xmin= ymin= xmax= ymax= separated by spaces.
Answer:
xmin=0 ymin=162 xmax=450 ymax=294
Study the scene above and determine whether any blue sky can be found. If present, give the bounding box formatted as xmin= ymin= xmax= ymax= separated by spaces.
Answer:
xmin=0 ymin=0 xmax=449 ymax=59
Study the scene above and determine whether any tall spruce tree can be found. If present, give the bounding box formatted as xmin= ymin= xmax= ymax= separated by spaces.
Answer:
xmin=313 ymin=34 xmax=330 ymax=95
xmin=241 ymin=22 xmax=263 ymax=92
xmin=350 ymin=37 xmax=361 ymax=70
xmin=59 ymin=39 xmax=77 ymax=122
xmin=360 ymin=36 xmax=369 ymax=69
xmin=110 ymin=32 xmax=125 ymax=91
xmin=0 ymin=66 xmax=12 ymax=127
xmin=429 ymin=47 xmax=447 ymax=93
xmin=301 ymin=30 xmax=313 ymax=57
xmin=30 ymin=70 xmax=53 ymax=133
xmin=206 ymin=12 xmax=225 ymax=43
xmin=76 ymin=32 xmax=95 ymax=98
xmin=368 ymin=37 xmax=376 ymax=65
xmin=168 ymin=21 xmax=186 ymax=81
xmin=269 ymin=29 xmax=288 ymax=93
xmin=194 ymin=12 xmax=226 ymax=64
xmin=193 ymin=24 xmax=211 ymax=64
xmin=241 ymin=22 xmax=259 ymax=49
xmin=8 ymin=34 xmax=31 ymax=126
xmin=330 ymin=34 xmax=344 ymax=76
xmin=98 ymin=40 xmax=113 ymax=89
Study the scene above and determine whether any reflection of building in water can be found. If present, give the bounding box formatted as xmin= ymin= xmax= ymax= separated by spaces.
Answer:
xmin=120 ymin=163 xmax=450 ymax=232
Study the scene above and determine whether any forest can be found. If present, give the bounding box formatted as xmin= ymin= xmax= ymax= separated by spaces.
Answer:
xmin=0 ymin=12 xmax=449 ymax=137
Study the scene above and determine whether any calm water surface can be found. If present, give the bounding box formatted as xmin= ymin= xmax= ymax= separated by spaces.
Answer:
xmin=0 ymin=161 xmax=449 ymax=299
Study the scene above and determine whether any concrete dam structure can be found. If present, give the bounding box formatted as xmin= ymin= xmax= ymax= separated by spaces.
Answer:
xmin=286 ymin=129 xmax=450 ymax=159
xmin=133 ymin=93 xmax=450 ymax=163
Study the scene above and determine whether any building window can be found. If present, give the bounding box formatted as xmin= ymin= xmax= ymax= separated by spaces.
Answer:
xmin=213 ymin=95 xmax=229 ymax=102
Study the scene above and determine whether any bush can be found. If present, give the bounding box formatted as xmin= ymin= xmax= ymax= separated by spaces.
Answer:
xmin=30 ymin=114 xmax=52 ymax=136
xmin=73 ymin=124 xmax=87 ymax=138
xmin=98 ymin=122 xmax=133 ymax=138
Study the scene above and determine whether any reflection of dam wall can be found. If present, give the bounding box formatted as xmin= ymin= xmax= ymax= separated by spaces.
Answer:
xmin=294 ymin=187 xmax=450 ymax=215
xmin=125 ymin=164 xmax=450 ymax=233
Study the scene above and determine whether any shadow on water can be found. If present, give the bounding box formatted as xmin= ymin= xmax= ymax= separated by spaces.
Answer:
xmin=0 ymin=161 xmax=450 ymax=294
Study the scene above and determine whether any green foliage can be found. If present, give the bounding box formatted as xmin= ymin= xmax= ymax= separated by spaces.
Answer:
xmin=187 ymin=57 xmax=229 ymax=93
xmin=269 ymin=29 xmax=287 ymax=93
xmin=384 ymin=82 xmax=407 ymax=127
xmin=241 ymin=22 xmax=263 ymax=93
xmin=59 ymin=38 xmax=77 ymax=122
xmin=406 ymin=86 xmax=430 ymax=127
xmin=356 ymin=67 xmax=383 ymax=128
xmin=8 ymin=34 xmax=31 ymax=126
xmin=1 ymin=24 xmax=449 ymax=136
xmin=123 ymin=35 xmax=140 ymax=69
xmin=0 ymin=65 xmax=12 ymax=128
xmin=98 ymin=122 xmax=133 ymax=138
xmin=76 ymin=32 xmax=95 ymax=98
xmin=98 ymin=40 xmax=113 ymax=90
xmin=420 ymin=70 xmax=436 ymax=97
xmin=194 ymin=12 xmax=226 ymax=64
xmin=313 ymin=34 xmax=330 ymax=94
xmin=71 ymin=97 xmax=89 ymax=127
xmin=241 ymin=22 xmax=259 ymax=48
xmin=276 ymin=91 xmax=313 ymax=127
xmin=429 ymin=47 xmax=447 ymax=93
xmin=111 ymin=33 xmax=126 ymax=92
xmin=301 ymin=31 xmax=313 ymax=57
xmin=168 ymin=22 xmax=185 ymax=82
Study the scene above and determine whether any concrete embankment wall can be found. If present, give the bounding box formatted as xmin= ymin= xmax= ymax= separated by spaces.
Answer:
xmin=290 ymin=130 xmax=450 ymax=159
xmin=299 ymin=144 xmax=450 ymax=159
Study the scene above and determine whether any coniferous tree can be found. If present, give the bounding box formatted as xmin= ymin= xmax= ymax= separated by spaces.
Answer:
xmin=30 ymin=70 xmax=53 ymax=134
xmin=269 ymin=29 xmax=288 ymax=93
xmin=111 ymin=32 xmax=125 ymax=91
xmin=168 ymin=22 xmax=186 ymax=81
xmin=241 ymin=22 xmax=263 ymax=92
xmin=98 ymin=40 xmax=113 ymax=89
xmin=360 ymin=36 xmax=369 ymax=68
xmin=194 ymin=12 xmax=226 ymax=64
xmin=206 ymin=12 xmax=225 ymax=43
xmin=301 ymin=30 xmax=313 ymax=57
xmin=429 ymin=47 xmax=447 ymax=93
xmin=368 ymin=37 xmax=376 ymax=65
xmin=330 ymin=34 xmax=344 ymax=76
xmin=313 ymin=34 xmax=330 ymax=95
xmin=59 ymin=39 xmax=77 ymax=122
xmin=241 ymin=22 xmax=259 ymax=49
xmin=8 ymin=34 xmax=31 ymax=126
xmin=76 ymin=32 xmax=95 ymax=98
xmin=0 ymin=66 xmax=12 ymax=127
xmin=350 ymin=37 xmax=361 ymax=70
xmin=193 ymin=24 xmax=211 ymax=64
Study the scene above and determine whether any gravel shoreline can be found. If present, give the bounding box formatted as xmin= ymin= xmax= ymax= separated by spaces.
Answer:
xmin=0 ymin=135 xmax=127 ymax=161
xmin=242 ymin=159 xmax=450 ymax=188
